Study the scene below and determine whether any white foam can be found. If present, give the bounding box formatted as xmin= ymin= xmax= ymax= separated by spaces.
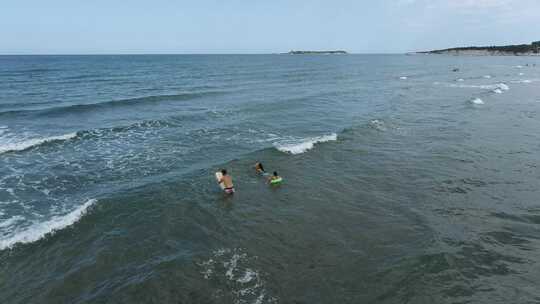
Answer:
xmin=254 ymin=293 xmax=265 ymax=304
xmin=519 ymin=72 xmax=525 ymax=76
xmin=450 ymin=82 xmax=509 ymax=91
xmin=224 ymin=253 xmax=246 ymax=280
xmin=492 ymin=83 xmax=509 ymax=94
xmin=457 ymin=78 xmax=465 ymax=82
xmin=0 ymin=132 xmax=77 ymax=154
xmin=483 ymin=75 xmax=492 ymax=79
xmin=369 ymin=119 xmax=387 ymax=131
xmin=275 ymin=133 xmax=337 ymax=154
xmin=399 ymin=76 xmax=408 ymax=80
xmin=199 ymin=248 xmax=276 ymax=303
xmin=512 ymin=79 xmax=533 ymax=84
xmin=6 ymin=188 xmax=15 ymax=197
xmin=0 ymin=216 xmax=24 ymax=229
xmin=0 ymin=199 xmax=96 ymax=250
xmin=0 ymin=127 xmax=8 ymax=136
xmin=470 ymin=98 xmax=484 ymax=105
xmin=496 ymin=83 xmax=509 ymax=91
xmin=237 ymin=268 xmax=258 ymax=284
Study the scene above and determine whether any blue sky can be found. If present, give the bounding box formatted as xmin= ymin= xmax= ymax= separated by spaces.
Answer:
xmin=1 ymin=0 xmax=539 ymax=54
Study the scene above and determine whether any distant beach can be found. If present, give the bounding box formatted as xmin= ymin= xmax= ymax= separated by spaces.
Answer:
xmin=420 ymin=40 xmax=540 ymax=56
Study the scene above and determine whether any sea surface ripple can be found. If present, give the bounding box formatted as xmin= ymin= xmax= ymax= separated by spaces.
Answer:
xmin=1 ymin=54 xmax=540 ymax=304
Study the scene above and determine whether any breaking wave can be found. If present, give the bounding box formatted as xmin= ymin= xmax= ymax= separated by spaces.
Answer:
xmin=449 ymin=82 xmax=509 ymax=91
xmin=511 ymin=79 xmax=538 ymax=84
xmin=275 ymin=133 xmax=337 ymax=154
xmin=470 ymin=98 xmax=484 ymax=105
xmin=0 ymin=118 xmax=177 ymax=155
xmin=0 ymin=199 xmax=97 ymax=251
xmin=0 ymin=132 xmax=78 ymax=154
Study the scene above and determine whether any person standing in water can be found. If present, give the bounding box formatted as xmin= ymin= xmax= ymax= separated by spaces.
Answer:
xmin=218 ymin=169 xmax=235 ymax=194
xmin=254 ymin=162 xmax=266 ymax=174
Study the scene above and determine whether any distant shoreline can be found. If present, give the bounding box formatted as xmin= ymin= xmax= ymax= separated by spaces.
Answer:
xmin=419 ymin=41 xmax=540 ymax=56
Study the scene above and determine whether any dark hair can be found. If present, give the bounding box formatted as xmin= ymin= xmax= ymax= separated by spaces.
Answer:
xmin=221 ymin=169 xmax=227 ymax=175
xmin=258 ymin=162 xmax=265 ymax=172
xmin=273 ymin=171 xmax=278 ymax=176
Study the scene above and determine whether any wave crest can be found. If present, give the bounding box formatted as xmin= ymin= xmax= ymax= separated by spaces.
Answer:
xmin=0 ymin=91 xmax=225 ymax=117
xmin=448 ymin=82 xmax=509 ymax=91
xmin=511 ymin=79 xmax=537 ymax=84
xmin=470 ymin=98 xmax=484 ymax=105
xmin=0 ymin=199 xmax=97 ymax=251
xmin=0 ymin=132 xmax=78 ymax=154
xmin=275 ymin=133 xmax=337 ymax=154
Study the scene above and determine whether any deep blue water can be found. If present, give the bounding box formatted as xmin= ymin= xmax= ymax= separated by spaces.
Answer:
xmin=1 ymin=54 xmax=540 ymax=303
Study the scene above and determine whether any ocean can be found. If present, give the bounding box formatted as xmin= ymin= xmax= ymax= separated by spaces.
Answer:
xmin=1 ymin=54 xmax=539 ymax=303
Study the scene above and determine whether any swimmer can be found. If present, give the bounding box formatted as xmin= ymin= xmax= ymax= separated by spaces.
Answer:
xmin=268 ymin=171 xmax=282 ymax=184
xmin=254 ymin=162 xmax=265 ymax=174
xmin=218 ymin=169 xmax=235 ymax=194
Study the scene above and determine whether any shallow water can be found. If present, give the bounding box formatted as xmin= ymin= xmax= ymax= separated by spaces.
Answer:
xmin=1 ymin=54 xmax=540 ymax=303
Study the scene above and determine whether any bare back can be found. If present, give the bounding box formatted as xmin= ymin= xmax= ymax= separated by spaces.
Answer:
xmin=220 ymin=175 xmax=234 ymax=188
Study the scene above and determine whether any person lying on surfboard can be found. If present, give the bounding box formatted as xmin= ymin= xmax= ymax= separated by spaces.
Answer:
xmin=254 ymin=162 xmax=266 ymax=174
xmin=268 ymin=171 xmax=282 ymax=185
xmin=218 ymin=169 xmax=235 ymax=194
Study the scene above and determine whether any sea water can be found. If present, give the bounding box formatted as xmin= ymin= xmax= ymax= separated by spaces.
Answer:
xmin=1 ymin=54 xmax=540 ymax=303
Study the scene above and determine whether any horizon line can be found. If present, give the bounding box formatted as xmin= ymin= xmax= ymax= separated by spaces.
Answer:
xmin=0 ymin=52 xmax=408 ymax=56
